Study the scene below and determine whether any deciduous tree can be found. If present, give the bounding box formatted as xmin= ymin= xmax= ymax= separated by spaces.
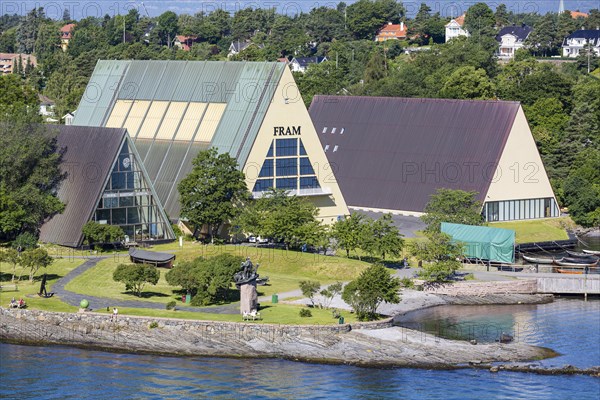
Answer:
xmin=341 ymin=263 xmax=400 ymax=321
xmin=113 ymin=263 xmax=160 ymax=297
xmin=178 ymin=148 xmax=248 ymax=241
xmin=421 ymin=189 xmax=484 ymax=232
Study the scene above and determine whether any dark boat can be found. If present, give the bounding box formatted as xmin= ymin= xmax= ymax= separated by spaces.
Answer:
xmin=566 ymin=250 xmax=596 ymax=258
xmin=554 ymin=259 xmax=600 ymax=268
xmin=522 ymin=255 xmax=557 ymax=264
xmin=563 ymin=256 xmax=599 ymax=264
xmin=583 ymin=249 xmax=600 ymax=256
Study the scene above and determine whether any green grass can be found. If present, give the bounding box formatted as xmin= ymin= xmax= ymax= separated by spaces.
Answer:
xmin=0 ymin=257 xmax=84 ymax=312
xmin=62 ymin=243 xmax=371 ymax=316
xmin=90 ymin=303 xmax=357 ymax=325
xmin=490 ymin=217 xmax=571 ymax=243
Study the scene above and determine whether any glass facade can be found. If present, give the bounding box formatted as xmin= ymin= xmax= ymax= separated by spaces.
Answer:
xmin=252 ymin=138 xmax=321 ymax=193
xmin=483 ymin=197 xmax=559 ymax=222
xmin=93 ymin=140 xmax=174 ymax=242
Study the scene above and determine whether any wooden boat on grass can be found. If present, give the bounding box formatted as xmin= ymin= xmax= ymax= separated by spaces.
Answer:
xmin=554 ymin=266 xmax=600 ymax=274
xmin=522 ymin=255 xmax=558 ymax=264
xmin=583 ymin=249 xmax=600 ymax=256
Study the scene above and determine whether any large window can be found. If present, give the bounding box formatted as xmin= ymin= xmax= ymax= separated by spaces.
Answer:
xmin=92 ymin=141 xmax=173 ymax=241
xmin=253 ymin=138 xmax=322 ymax=194
xmin=484 ymin=197 xmax=559 ymax=222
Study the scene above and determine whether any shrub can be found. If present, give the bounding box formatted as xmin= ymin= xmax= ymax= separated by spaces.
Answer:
xmin=166 ymin=300 xmax=176 ymax=310
xmin=299 ymin=308 xmax=312 ymax=318
xmin=400 ymin=277 xmax=414 ymax=289
xmin=113 ymin=263 xmax=160 ymax=297
xmin=12 ymin=232 xmax=38 ymax=250
xmin=299 ymin=280 xmax=321 ymax=307
xmin=149 ymin=321 xmax=158 ymax=329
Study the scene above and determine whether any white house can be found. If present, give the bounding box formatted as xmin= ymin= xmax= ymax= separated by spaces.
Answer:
xmin=62 ymin=111 xmax=76 ymax=126
xmin=445 ymin=14 xmax=469 ymax=42
xmin=228 ymin=41 xmax=264 ymax=58
xmin=563 ymin=30 xmax=600 ymax=58
xmin=289 ymin=56 xmax=328 ymax=73
xmin=496 ymin=25 xmax=532 ymax=59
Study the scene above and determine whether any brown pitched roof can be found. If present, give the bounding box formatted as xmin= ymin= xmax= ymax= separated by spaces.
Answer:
xmin=39 ymin=125 xmax=126 ymax=247
xmin=60 ymin=23 xmax=76 ymax=39
xmin=570 ymin=11 xmax=588 ymax=18
xmin=454 ymin=14 xmax=466 ymax=26
xmin=309 ymin=96 xmax=520 ymax=213
xmin=376 ymin=23 xmax=407 ymax=38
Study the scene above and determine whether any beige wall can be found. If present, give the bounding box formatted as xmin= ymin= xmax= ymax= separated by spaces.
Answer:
xmin=485 ymin=106 xmax=556 ymax=204
xmin=243 ymin=67 xmax=349 ymax=223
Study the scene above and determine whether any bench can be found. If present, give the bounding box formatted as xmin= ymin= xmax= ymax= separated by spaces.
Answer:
xmin=0 ymin=284 xmax=19 ymax=292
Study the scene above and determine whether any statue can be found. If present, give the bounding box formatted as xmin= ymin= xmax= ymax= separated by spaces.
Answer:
xmin=234 ymin=257 xmax=260 ymax=315
xmin=234 ymin=257 xmax=259 ymax=287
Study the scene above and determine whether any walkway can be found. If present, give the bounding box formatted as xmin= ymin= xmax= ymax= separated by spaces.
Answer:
xmin=51 ymin=257 xmax=239 ymax=314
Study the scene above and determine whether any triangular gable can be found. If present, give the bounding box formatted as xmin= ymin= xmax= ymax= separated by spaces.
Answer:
xmin=243 ymin=67 xmax=349 ymax=223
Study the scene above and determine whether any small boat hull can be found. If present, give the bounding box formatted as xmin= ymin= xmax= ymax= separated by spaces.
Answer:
xmin=554 ymin=260 xmax=600 ymax=268
xmin=583 ymin=249 xmax=600 ymax=256
xmin=555 ymin=268 xmax=584 ymax=275
xmin=566 ymin=250 xmax=596 ymax=258
xmin=522 ymin=255 xmax=557 ymax=264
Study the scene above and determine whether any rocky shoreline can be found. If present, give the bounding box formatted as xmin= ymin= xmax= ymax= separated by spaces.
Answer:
xmin=0 ymin=293 xmax=557 ymax=371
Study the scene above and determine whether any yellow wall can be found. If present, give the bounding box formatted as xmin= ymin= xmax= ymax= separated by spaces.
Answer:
xmin=243 ymin=67 xmax=349 ymax=223
xmin=485 ymin=106 xmax=557 ymax=203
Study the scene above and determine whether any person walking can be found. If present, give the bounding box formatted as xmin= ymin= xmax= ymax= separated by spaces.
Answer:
xmin=112 ymin=307 xmax=118 ymax=321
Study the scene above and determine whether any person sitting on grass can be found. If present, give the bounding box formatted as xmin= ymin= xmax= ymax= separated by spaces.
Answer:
xmin=9 ymin=297 xmax=16 ymax=308
xmin=17 ymin=298 xmax=25 ymax=308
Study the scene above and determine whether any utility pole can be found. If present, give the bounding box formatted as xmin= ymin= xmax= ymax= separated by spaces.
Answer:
xmin=123 ymin=18 xmax=126 ymax=44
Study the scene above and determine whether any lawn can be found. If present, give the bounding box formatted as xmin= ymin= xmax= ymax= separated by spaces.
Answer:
xmin=89 ymin=303 xmax=358 ymax=325
xmin=63 ymin=243 xmax=371 ymax=311
xmin=0 ymin=257 xmax=84 ymax=312
xmin=490 ymin=217 xmax=571 ymax=243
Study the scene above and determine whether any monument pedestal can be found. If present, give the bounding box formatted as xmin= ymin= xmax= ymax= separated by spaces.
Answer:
xmin=239 ymin=280 xmax=258 ymax=314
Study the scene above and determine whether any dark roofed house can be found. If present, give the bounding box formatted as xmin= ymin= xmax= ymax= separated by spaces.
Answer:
xmin=309 ymin=96 xmax=559 ymax=223
xmin=563 ymin=30 xmax=600 ymax=58
xmin=39 ymin=125 xmax=174 ymax=247
xmin=496 ymin=25 xmax=532 ymax=59
xmin=290 ymin=56 xmax=328 ymax=73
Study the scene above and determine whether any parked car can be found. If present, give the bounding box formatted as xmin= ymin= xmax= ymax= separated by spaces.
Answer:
xmin=248 ymin=236 xmax=269 ymax=244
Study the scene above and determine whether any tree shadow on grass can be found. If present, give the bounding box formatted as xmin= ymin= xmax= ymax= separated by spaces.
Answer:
xmin=120 ymin=291 xmax=170 ymax=299
xmin=0 ymin=272 xmax=14 ymax=282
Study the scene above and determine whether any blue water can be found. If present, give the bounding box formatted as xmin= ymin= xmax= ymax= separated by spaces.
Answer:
xmin=1 ymin=298 xmax=599 ymax=399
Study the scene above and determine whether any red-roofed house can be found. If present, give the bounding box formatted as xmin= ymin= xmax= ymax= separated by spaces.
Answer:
xmin=60 ymin=23 xmax=76 ymax=52
xmin=375 ymin=22 xmax=407 ymax=42
xmin=174 ymin=35 xmax=198 ymax=51
xmin=0 ymin=53 xmax=37 ymax=74
xmin=445 ymin=14 xmax=469 ymax=42
xmin=570 ymin=10 xmax=589 ymax=19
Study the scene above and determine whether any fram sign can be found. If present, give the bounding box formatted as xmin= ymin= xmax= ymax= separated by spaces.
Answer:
xmin=273 ymin=126 xmax=301 ymax=136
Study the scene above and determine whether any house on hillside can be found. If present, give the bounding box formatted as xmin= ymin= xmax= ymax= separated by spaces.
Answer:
xmin=375 ymin=22 xmax=407 ymax=42
xmin=60 ymin=23 xmax=76 ymax=52
xmin=570 ymin=10 xmax=589 ymax=19
xmin=289 ymin=56 xmax=328 ymax=73
xmin=0 ymin=53 xmax=37 ymax=74
xmin=38 ymin=94 xmax=57 ymax=122
xmin=563 ymin=30 xmax=600 ymax=57
xmin=309 ymin=96 xmax=559 ymax=223
xmin=445 ymin=14 xmax=469 ymax=42
xmin=496 ymin=25 xmax=532 ymax=59
xmin=174 ymin=35 xmax=198 ymax=51
xmin=228 ymin=41 xmax=264 ymax=58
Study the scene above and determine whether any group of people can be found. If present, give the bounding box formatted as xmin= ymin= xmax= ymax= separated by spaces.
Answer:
xmin=8 ymin=297 xmax=25 ymax=309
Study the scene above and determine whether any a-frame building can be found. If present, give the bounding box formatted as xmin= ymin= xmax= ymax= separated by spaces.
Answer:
xmin=73 ymin=61 xmax=348 ymax=224
xmin=39 ymin=125 xmax=175 ymax=247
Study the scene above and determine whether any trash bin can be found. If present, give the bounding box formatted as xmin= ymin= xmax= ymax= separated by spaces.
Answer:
xmin=338 ymin=316 xmax=345 ymax=324
xmin=185 ymin=294 xmax=191 ymax=304
xmin=271 ymin=294 xmax=278 ymax=304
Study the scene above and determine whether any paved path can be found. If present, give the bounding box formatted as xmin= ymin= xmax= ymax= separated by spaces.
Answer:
xmin=51 ymin=257 xmax=239 ymax=314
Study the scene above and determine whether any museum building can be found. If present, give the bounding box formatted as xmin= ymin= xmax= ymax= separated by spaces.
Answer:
xmin=309 ymin=96 xmax=559 ymax=222
xmin=39 ymin=125 xmax=175 ymax=247
xmin=73 ymin=60 xmax=349 ymax=224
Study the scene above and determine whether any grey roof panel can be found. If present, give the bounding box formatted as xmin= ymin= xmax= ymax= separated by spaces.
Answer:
xmin=39 ymin=125 xmax=126 ymax=247
xmin=309 ymin=96 xmax=520 ymax=213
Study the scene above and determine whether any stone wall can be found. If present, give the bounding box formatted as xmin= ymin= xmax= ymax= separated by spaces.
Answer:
xmin=0 ymin=307 xmax=550 ymax=368
xmin=422 ymin=280 xmax=538 ymax=296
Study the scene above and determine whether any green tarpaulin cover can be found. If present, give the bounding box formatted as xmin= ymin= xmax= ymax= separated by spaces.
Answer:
xmin=441 ymin=223 xmax=515 ymax=263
